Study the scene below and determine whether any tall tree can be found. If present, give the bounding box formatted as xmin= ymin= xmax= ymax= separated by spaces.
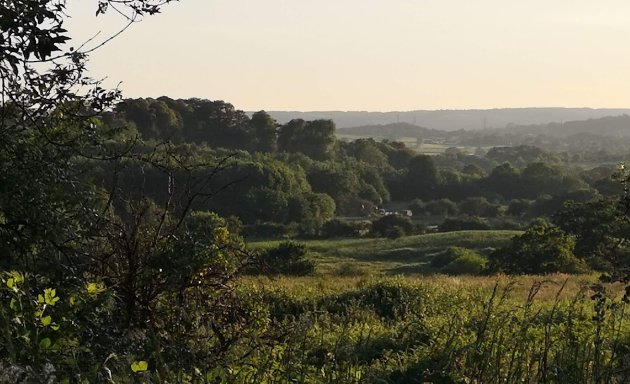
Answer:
xmin=405 ymin=154 xmax=440 ymax=199
xmin=278 ymin=119 xmax=337 ymax=160
xmin=0 ymin=2 xmax=264 ymax=381
xmin=249 ymin=110 xmax=278 ymax=152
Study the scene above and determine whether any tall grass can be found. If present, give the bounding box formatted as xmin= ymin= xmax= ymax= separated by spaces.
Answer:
xmin=231 ymin=276 xmax=629 ymax=383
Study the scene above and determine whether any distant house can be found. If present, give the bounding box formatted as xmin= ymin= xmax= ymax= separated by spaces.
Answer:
xmin=377 ymin=208 xmax=412 ymax=217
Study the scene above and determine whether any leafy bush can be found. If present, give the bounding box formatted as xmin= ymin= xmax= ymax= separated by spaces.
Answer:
xmin=439 ymin=216 xmax=491 ymax=232
xmin=372 ymin=215 xmax=414 ymax=237
xmin=259 ymin=241 xmax=315 ymax=276
xmin=409 ymin=198 xmax=459 ymax=217
xmin=490 ymin=220 xmax=588 ymax=274
xmin=321 ymin=219 xmax=371 ymax=238
xmin=430 ymin=249 xmax=459 ymax=269
xmin=458 ymin=197 xmax=500 ymax=217
xmin=431 ymin=247 xmax=488 ymax=275
xmin=386 ymin=226 xmax=406 ymax=239
xmin=243 ymin=222 xmax=291 ymax=238
xmin=0 ymin=272 xmax=117 ymax=382
xmin=442 ymin=252 xmax=488 ymax=275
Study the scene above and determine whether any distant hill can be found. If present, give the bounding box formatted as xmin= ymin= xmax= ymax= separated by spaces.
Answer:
xmin=264 ymin=108 xmax=630 ymax=131
xmin=338 ymin=122 xmax=448 ymax=139
xmin=502 ymin=114 xmax=630 ymax=137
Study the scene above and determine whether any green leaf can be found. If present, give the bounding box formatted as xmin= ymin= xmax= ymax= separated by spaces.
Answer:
xmin=131 ymin=360 xmax=148 ymax=372
xmin=44 ymin=288 xmax=59 ymax=306
xmin=41 ymin=316 xmax=52 ymax=326
xmin=9 ymin=271 xmax=24 ymax=285
xmin=40 ymin=337 xmax=52 ymax=349
xmin=86 ymin=281 xmax=105 ymax=296
xmin=7 ymin=278 xmax=14 ymax=289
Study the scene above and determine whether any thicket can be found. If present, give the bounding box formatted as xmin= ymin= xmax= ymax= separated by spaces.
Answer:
xmin=105 ymin=97 xmax=616 ymax=225
xmin=255 ymin=241 xmax=315 ymax=276
xmin=251 ymin=279 xmax=630 ymax=383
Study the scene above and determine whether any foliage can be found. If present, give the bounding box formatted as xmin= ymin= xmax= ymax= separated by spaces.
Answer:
xmin=3 ymin=0 xmax=630 ymax=381
xmin=0 ymin=272 xmax=116 ymax=381
xmin=253 ymin=278 xmax=629 ymax=383
xmin=0 ymin=1 xmax=272 ymax=380
xmin=278 ymin=119 xmax=337 ymax=160
xmin=439 ymin=216 xmax=491 ymax=232
xmin=257 ymin=241 xmax=315 ymax=276
xmin=431 ymin=246 xmax=488 ymax=275
xmin=371 ymin=215 xmax=415 ymax=238
xmin=458 ymin=196 xmax=501 ymax=217
xmin=321 ymin=219 xmax=371 ymax=238
xmin=425 ymin=198 xmax=459 ymax=216
xmin=441 ymin=251 xmax=488 ymax=275
xmin=554 ymin=198 xmax=630 ymax=271
xmin=490 ymin=220 xmax=588 ymax=274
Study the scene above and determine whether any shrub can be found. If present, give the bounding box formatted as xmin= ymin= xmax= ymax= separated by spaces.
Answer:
xmin=507 ymin=199 xmax=533 ymax=217
xmin=321 ymin=219 xmax=371 ymax=238
xmin=438 ymin=216 xmax=491 ymax=232
xmin=330 ymin=280 xmax=424 ymax=319
xmin=490 ymin=220 xmax=588 ymax=274
xmin=431 ymin=247 xmax=487 ymax=275
xmin=259 ymin=241 xmax=315 ymax=276
xmin=425 ymin=199 xmax=459 ymax=216
xmin=243 ymin=222 xmax=290 ymax=238
xmin=430 ymin=249 xmax=459 ymax=269
xmin=407 ymin=199 xmax=425 ymax=216
xmin=458 ymin=197 xmax=498 ymax=217
xmin=442 ymin=252 xmax=488 ymax=275
xmin=372 ymin=215 xmax=414 ymax=237
xmin=386 ymin=226 xmax=406 ymax=239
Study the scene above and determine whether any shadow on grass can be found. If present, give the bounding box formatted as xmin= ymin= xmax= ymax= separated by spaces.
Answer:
xmin=357 ymin=247 xmax=438 ymax=262
xmin=386 ymin=263 xmax=434 ymax=275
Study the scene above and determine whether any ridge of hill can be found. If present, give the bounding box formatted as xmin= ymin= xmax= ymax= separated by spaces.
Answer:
xmin=264 ymin=108 xmax=630 ymax=131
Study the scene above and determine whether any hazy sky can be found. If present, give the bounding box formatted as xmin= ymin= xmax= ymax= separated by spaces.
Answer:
xmin=66 ymin=0 xmax=630 ymax=111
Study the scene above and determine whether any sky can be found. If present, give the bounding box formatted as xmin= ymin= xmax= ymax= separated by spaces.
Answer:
xmin=66 ymin=0 xmax=630 ymax=111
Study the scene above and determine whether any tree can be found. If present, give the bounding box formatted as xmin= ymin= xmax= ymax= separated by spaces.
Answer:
xmin=507 ymin=199 xmax=533 ymax=217
xmin=458 ymin=197 xmax=500 ymax=217
xmin=0 ymin=1 xmax=265 ymax=381
xmin=554 ymin=198 xmax=630 ymax=271
xmin=404 ymin=155 xmax=440 ymax=199
xmin=372 ymin=215 xmax=414 ymax=238
xmin=183 ymin=99 xmax=251 ymax=148
xmin=249 ymin=110 xmax=278 ymax=152
xmin=278 ymin=119 xmax=337 ymax=160
xmin=256 ymin=241 xmax=315 ymax=276
xmin=490 ymin=220 xmax=587 ymax=274
xmin=462 ymin=163 xmax=486 ymax=178
xmin=482 ymin=163 xmax=521 ymax=199
xmin=117 ymin=98 xmax=184 ymax=141
xmin=344 ymin=138 xmax=390 ymax=170
xmin=415 ymin=199 xmax=458 ymax=217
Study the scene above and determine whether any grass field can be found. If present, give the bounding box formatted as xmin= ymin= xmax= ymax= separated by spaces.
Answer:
xmin=241 ymin=231 xmax=629 ymax=382
xmin=336 ymin=133 xmax=478 ymax=155
xmin=241 ymin=273 xmax=628 ymax=383
xmin=250 ymin=230 xmax=520 ymax=276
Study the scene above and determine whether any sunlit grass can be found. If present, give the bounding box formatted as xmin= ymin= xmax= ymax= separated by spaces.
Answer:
xmin=250 ymin=230 xmax=520 ymax=276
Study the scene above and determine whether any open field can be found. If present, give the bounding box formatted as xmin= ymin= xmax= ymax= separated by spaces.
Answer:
xmin=250 ymin=230 xmax=520 ymax=276
xmin=239 ymin=273 xmax=629 ymax=383
xmin=336 ymin=133 xmax=479 ymax=155
xmin=248 ymin=273 xmax=626 ymax=303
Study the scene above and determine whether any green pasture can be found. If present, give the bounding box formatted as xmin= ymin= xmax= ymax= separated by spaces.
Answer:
xmin=250 ymin=230 xmax=520 ymax=276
